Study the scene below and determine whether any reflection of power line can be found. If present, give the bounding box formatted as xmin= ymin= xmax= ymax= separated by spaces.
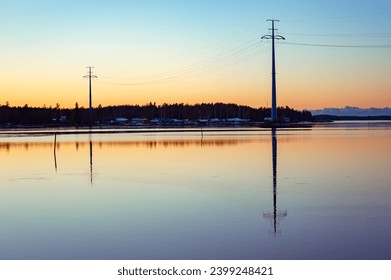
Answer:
xmin=263 ymin=128 xmax=287 ymax=236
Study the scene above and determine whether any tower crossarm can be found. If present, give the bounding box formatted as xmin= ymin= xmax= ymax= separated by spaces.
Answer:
xmin=261 ymin=35 xmax=285 ymax=40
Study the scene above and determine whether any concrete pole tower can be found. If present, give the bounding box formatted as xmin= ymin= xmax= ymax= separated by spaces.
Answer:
xmin=262 ymin=20 xmax=285 ymax=122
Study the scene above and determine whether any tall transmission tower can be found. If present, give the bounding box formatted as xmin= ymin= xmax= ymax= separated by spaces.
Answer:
xmin=262 ymin=19 xmax=285 ymax=122
xmin=83 ymin=67 xmax=97 ymax=125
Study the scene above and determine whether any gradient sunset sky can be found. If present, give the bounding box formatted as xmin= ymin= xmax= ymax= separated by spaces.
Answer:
xmin=0 ymin=0 xmax=390 ymax=110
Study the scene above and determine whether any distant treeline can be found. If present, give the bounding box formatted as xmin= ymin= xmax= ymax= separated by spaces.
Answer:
xmin=0 ymin=102 xmax=312 ymax=125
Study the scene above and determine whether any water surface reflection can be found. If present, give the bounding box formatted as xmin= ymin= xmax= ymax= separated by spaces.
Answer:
xmin=0 ymin=127 xmax=390 ymax=259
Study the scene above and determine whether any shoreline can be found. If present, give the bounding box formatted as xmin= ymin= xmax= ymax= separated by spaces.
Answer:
xmin=0 ymin=120 xmax=390 ymax=138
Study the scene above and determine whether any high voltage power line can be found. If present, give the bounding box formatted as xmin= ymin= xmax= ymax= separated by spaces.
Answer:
xmin=98 ymin=48 xmax=268 ymax=86
xmin=98 ymin=39 xmax=270 ymax=86
xmin=282 ymin=42 xmax=391 ymax=48
xmin=104 ymin=40 xmax=265 ymax=79
xmin=96 ymin=33 xmax=391 ymax=88
xmin=63 ymin=17 xmax=390 ymax=93
xmin=281 ymin=32 xmax=391 ymax=37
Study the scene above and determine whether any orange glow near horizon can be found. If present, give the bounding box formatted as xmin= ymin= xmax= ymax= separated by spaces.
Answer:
xmin=2 ymin=51 xmax=390 ymax=111
xmin=2 ymin=73 xmax=390 ymax=110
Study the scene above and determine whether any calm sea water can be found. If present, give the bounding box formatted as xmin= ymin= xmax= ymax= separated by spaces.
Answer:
xmin=0 ymin=122 xmax=390 ymax=260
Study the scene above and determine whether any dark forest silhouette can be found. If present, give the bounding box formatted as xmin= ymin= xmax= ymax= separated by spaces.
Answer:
xmin=0 ymin=102 xmax=312 ymax=126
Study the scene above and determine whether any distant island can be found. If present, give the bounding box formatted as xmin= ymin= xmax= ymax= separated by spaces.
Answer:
xmin=310 ymin=106 xmax=391 ymax=121
xmin=0 ymin=102 xmax=312 ymax=127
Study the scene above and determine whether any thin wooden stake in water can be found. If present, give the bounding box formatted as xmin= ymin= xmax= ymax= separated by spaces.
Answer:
xmin=54 ymin=134 xmax=57 ymax=172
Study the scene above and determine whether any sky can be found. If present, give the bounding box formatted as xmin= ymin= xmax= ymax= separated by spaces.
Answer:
xmin=0 ymin=0 xmax=390 ymax=110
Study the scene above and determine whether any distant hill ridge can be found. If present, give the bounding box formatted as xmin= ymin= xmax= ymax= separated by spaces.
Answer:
xmin=310 ymin=106 xmax=391 ymax=117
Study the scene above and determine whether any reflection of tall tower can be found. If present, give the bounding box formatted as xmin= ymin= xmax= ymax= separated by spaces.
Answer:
xmin=89 ymin=135 xmax=93 ymax=186
xmin=263 ymin=128 xmax=287 ymax=235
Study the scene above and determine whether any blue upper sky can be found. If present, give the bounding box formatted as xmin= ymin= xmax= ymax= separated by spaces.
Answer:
xmin=0 ymin=0 xmax=390 ymax=109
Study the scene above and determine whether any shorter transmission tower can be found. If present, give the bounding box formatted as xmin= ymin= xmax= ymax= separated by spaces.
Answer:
xmin=83 ymin=67 xmax=97 ymax=125
xmin=262 ymin=19 xmax=285 ymax=122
